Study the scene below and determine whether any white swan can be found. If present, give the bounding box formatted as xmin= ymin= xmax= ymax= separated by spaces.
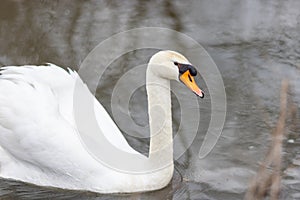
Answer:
xmin=0 ymin=50 xmax=204 ymax=193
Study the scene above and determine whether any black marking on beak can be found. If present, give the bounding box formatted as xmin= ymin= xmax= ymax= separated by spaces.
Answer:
xmin=174 ymin=62 xmax=197 ymax=76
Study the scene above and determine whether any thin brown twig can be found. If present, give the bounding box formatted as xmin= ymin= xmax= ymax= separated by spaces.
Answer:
xmin=244 ymin=80 xmax=288 ymax=200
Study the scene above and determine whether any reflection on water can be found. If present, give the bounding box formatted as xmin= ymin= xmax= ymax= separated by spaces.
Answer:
xmin=0 ymin=0 xmax=299 ymax=199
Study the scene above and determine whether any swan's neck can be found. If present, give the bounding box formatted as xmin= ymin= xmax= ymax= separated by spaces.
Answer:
xmin=146 ymin=68 xmax=173 ymax=166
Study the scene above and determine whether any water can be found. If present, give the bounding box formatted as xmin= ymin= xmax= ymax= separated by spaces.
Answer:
xmin=0 ymin=0 xmax=299 ymax=199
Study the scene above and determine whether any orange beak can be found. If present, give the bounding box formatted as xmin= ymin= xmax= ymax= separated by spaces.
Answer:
xmin=180 ymin=70 xmax=204 ymax=98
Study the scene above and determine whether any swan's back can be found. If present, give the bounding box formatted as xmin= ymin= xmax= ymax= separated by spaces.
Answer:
xmin=0 ymin=65 xmax=77 ymax=125
xmin=0 ymin=64 xmax=138 ymax=190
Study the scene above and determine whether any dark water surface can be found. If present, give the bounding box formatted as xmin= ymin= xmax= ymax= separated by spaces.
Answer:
xmin=0 ymin=0 xmax=299 ymax=199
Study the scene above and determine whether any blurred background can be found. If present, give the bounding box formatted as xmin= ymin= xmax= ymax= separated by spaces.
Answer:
xmin=0 ymin=0 xmax=299 ymax=199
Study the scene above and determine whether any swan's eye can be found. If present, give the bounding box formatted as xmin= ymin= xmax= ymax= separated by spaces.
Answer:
xmin=173 ymin=62 xmax=179 ymax=66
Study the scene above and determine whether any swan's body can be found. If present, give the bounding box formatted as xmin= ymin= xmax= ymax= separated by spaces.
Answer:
xmin=0 ymin=51 xmax=203 ymax=193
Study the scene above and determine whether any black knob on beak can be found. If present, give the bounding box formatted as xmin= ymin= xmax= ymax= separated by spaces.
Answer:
xmin=188 ymin=66 xmax=197 ymax=76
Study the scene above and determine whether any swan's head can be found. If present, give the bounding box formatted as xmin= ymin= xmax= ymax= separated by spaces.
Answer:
xmin=149 ymin=50 xmax=204 ymax=98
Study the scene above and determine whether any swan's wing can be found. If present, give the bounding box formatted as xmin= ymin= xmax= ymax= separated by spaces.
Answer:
xmin=0 ymin=64 xmax=139 ymax=174
xmin=0 ymin=69 xmax=76 ymax=176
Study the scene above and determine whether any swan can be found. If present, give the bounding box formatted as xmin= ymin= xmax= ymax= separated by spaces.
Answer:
xmin=0 ymin=50 xmax=204 ymax=193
